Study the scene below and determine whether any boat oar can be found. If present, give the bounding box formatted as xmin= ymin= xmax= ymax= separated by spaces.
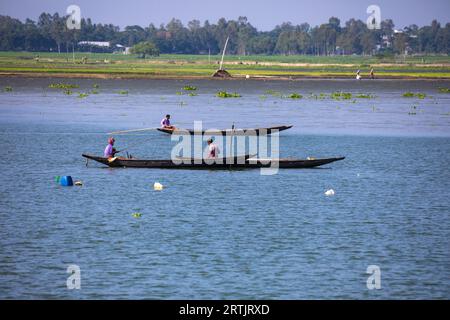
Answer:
xmin=108 ymin=127 xmax=158 ymax=135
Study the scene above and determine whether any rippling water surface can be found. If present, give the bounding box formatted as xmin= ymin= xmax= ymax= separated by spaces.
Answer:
xmin=0 ymin=78 xmax=449 ymax=299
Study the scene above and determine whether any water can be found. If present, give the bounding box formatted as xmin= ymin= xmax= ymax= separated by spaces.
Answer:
xmin=0 ymin=78 xmax=449 ymax=299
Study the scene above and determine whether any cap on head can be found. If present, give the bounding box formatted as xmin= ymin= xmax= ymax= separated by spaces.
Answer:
xmin=166 ymin=114 xmax=171 ymax=118
xmin=207 ymin=138 xmax=214 ymax=143
xmin=108 ymin=137 xmax=115 ymax=144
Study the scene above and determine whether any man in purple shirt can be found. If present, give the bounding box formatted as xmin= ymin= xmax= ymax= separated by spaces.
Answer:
xmin=161 ymin=114 xmax=175 ymax=130
xmin=104 ymin=137 xmax=117 ymax=158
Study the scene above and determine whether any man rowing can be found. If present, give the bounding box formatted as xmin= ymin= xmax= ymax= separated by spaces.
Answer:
xmin=104 ymin=137 xmax=118 ymax=159
xmin=161 ymin=114 xmax=176 ymax=130
xmin=207 ymin=138 xmax=220 ymax=159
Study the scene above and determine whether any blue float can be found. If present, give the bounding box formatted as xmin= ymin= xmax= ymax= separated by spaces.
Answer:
xmin=60 ymin=176 xmax=73 ymax=186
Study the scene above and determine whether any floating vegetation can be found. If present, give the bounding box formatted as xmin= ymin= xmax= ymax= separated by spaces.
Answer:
xmin=259 ymin=95 xmax=267 ymax=100
xmin=93 ymin=83 xmax=100 ymax=89
xmin=403 ymin=92 xmax=426 ymax=99
xmin=331 ymin=92 xmax=352 ymax=100
xmin=118 ymin=90 xmax=128 ymax=95
xmin=287 ymin=93 xmax=303 ymax=99
xmin=4 ymin=86 xmax=12 ymax=92
xmin=188 ymin=93 xmax=198 ymax=97
xmin=63 ymin=89 xmax=73 ymax=95
xmin=416 ymin=93 xmax=427 ymax=99
xmin=90 ymin=89 xmax=99 ymax=94
xmin=216 ymin=91 xmax=241 ymax=98
xmin=355 ymin=94 xmax=375 ymax=99
xmin=49 ymin=83 xmax=79 ymax=89
xmin=78 ymin=93 xmax=89 ymax=98
xmin=438 ymin=87 xmax=450 ymax=93
xmin=176 ymin=91 xmax=184 ymax=95
xmin=182 ymin=85 xmax=197 ymax=91
xmin=408 ymin=105 xmax=417 ymax=115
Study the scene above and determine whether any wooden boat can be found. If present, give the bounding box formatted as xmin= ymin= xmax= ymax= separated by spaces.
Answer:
xmin=157 ymin=125 xmax=293 ymax=135
xmin=82 ymin=154 xmax=345 ymax=169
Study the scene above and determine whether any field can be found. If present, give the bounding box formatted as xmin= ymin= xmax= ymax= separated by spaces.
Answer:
xmin=0 ymin=51 xmax=449 ymax=79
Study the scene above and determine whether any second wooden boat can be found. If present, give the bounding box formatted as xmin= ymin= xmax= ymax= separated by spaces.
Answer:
xmin=157 ymin=125 xmax=293 ymax=135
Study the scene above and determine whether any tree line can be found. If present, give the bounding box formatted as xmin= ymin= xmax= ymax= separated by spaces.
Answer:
xmin=0 ymin=13 xmax=449 ymax=55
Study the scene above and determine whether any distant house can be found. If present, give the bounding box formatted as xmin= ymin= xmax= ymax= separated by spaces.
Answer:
xmin=77 ymin=41 xmax=113 ymax=53
xmin=78 ymin=41 xmax=111 ymax=47
xmin=114 ymin=44 xmax=132 ymax=55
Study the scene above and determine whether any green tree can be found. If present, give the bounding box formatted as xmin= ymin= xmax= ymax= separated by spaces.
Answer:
xmin=130 ymin=41 xmax=159 ymax=58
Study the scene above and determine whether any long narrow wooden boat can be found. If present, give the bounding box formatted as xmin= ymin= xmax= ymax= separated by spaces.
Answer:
xmin=157 ymin=125 xmax=293 ymax=135
xmin=82 ymin=154 xmax=345 ymax=169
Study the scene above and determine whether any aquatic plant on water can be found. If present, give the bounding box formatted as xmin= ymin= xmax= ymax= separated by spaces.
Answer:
xmin=118 ymin=90 xmax=128 ymax=95
xmin=93 ymin=83 xmax=100 ymax=89
xmin=4 ymin=86 xmax=12 ymax=92
xmin=355 ymin=94 xmax=375 ymax=99
xmin=216 ymin=91 xmax=242 ymax=98
xmin=331 ymin=92 xmax=352 ymax=100
xmin=403 ymin=92 xmax=426 ymax=99
xmin=188 ymin=93 xmax=198 ymax=96
xmin=63 ymin=89 xmax=73 ymax=95
xmin=438 ymin=87 xmax=450 ymax=93
xmin=287 ymin=93 xmax=303 ymax=99
xmin=49 ymin=83 xmax=79 ymax=89
xmin=182 ymin=85 xmax=197 ymax=91
xmin=78 ymin=93 xmax=89 ymax=98
xmin=90 ymin=90 xmax=99 ymax=94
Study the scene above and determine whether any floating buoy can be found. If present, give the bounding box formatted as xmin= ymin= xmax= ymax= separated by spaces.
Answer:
xmin=60 ymin=176 xmax=73 ymax=186
xmin=74 ymin=180 xmax=83 ymax=186
xmin=132 ymin=213 xmax=142 ymax=218
xmin=153 ymin=182 xmax=164 ymax=190
xmin=325 ymin=189 xmax=335 ymax=196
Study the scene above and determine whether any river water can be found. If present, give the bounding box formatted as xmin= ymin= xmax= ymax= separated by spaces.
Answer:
xmin=0 ymin=78 xmax=449 ymax=299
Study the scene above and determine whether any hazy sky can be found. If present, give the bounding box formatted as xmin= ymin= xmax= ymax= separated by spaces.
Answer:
xmin=1 ymin=0 xmax=449 ymax=30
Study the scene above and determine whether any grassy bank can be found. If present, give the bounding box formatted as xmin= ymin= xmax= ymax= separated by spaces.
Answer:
xmin=0 ymin=51 xmax=449 ymax=79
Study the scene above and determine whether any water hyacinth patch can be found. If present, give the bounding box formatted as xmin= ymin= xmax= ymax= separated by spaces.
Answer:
xmin=355 ymin=94 xmax=375 ymax=99
xmin=78 ymin=93 xmax=89 ymax=98
xmin=49 ymin=83 xmax=79 ymax=89
xmin=331 ymin=92 xmax=352 ymax=100
xmin=182 ymin=85 xmax=197 ymax=91
xmin=216 ymin=91 xmax=241 ymax=98
xmin=287 ymin=93 xmax=303 ymax=99
xmin=438 ymin=87 xmax=450 ymax=93
xmin=118 ymin=90 xmax=128 ymax=95
xmin=403 ymin=92 xmax=426 ymax=99
xmin=4 ymin=86 xmax=12 ymax=92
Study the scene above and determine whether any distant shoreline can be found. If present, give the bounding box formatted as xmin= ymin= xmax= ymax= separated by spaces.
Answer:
xmin=1 ymin=72 xmax=449 ymax=81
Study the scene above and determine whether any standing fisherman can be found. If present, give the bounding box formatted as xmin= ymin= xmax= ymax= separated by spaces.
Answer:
xmin=207 ymin=138 xmax=220 ymax=159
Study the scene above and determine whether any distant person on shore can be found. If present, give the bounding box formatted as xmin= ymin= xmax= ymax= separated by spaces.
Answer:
xmin=356 ymin=69 xmax=362 ymax=80
xmin=370 ymin=68 xmax=375 ymax=79
xmin=207 ymin=138 xmax=220 ymax=159
xmin=104 ymin=137 xmax=118 ymax=158
xmin=161 ymin=114 xmax=176 ymax=130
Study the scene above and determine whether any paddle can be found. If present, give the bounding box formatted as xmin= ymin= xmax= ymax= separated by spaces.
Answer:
xmin=108 ymin=127 xmax=159 ymax=135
